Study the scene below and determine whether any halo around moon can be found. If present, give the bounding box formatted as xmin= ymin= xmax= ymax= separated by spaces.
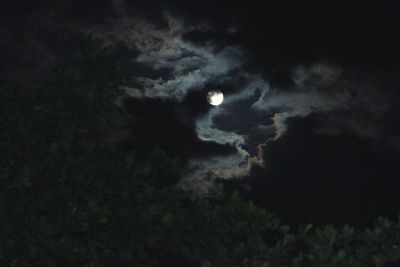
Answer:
xmin=207 ymin=90 xmax=224 ymax=106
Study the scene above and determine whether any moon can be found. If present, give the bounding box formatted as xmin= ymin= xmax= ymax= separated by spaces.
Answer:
xmin=207 ymin=90 xmax=224 ymax=106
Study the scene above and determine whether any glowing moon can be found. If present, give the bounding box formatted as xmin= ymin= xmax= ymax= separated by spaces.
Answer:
xmin=207 ymin=90 xmax=224 ymax=106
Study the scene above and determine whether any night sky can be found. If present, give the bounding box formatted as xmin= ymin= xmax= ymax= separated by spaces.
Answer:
xmin=3 ymin=0 xmax=400 ymax=227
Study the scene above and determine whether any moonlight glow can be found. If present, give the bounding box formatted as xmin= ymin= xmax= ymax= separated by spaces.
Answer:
xmin=207 ymin=90 xmax=224 ymax=106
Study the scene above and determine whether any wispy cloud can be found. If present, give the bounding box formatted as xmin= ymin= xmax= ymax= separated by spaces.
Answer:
xmin=89 ymin=12 xmax=400 ymax=195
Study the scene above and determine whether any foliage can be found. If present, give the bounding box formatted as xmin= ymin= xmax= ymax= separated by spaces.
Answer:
xmin=1 ymin=37 xmax=399 ymax=267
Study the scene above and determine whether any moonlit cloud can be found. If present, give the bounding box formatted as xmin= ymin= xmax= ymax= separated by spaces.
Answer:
xmin=88 ymin=12 xmax=400 ymax=195
xmin=87 ymin=13 xmax=274 ymax=193
xmin=181 ymin=153 xmax=250 ymax=196
xmin=196 ymin=108 xmax=249 ymax=157
xmin=88 ymin=13 xmax=243 ymax=100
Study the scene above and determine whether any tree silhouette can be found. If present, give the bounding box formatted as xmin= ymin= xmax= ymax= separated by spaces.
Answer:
xmin=0 ymin=37 xmax=399 ymax=267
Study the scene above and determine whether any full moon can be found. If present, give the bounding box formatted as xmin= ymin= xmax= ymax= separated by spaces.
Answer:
xmin=207 ymin=90 xmax=224 ymax=106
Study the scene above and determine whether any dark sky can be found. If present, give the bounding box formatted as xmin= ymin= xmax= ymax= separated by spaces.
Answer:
xmin=2 ymin=0 xmax=400 ymax=227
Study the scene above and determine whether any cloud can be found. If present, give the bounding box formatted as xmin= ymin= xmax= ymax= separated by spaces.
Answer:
xmin=88 ymin=12 xmax=400 ymax=195
xmin=87 ymin=12 xmax=274 ymax=194
xmin=190 ymin=61 xmax=400 ymax=194
xmin=196 ymin=108 xmax=249 ymax=158
xmin=253 ymin=62 xmax=400 ymax=151
xmin=181 ymin=153 xmax=250 ymax=196
xmin=88 ymin=12 xmax=243 ymax=99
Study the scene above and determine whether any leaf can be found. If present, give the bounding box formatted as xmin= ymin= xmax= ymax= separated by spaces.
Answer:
xmin=337 ymin=249 xmax=346 ymax=261
xmin=280 ymin=225 xmax=290 ymax=233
